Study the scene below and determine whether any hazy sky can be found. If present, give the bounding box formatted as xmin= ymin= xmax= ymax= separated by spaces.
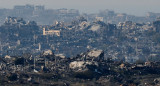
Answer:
xmin=0 ymin=0 xmax=160 ymax=16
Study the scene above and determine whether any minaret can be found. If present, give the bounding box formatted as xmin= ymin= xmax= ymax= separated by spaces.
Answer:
xmin=43 ymin=28 xmax=46 ymax=35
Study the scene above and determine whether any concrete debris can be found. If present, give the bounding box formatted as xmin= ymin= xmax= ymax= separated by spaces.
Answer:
xmin=69 ymin=61 xmax=98 ymax=72
xmin=43 ymin=50 xmax=53 ymax=56
xmin=5 ymin=55 xmax=11 ymax=59
xmin=89 ymin=24 xmax=101 ymax=31
xmin=80 ymin=49 xmax=104 ymax=61
xmin=55 ymin=54 xmax=66 ymax=59
xmin=87 ymin=49 xmax=104 ymax=61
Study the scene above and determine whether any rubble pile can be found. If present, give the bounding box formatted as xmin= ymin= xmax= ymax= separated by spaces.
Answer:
xmin=1 ymin=49 xmax=160 ymax=85
xmin=1 ymin=15 xmax=160 ymax=85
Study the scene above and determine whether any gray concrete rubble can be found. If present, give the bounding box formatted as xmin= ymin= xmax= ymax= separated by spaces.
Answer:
xmin=69 ymin=61 xmax=98 ymax=72
xmin=80 ymin=49 xmax=104 ymax=61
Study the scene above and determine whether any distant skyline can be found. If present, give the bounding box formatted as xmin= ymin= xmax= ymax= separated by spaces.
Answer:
xmin=0 ymin=0 xmax=160 ymax=16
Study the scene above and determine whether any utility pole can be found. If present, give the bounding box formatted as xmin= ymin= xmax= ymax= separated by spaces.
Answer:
xmin=38 ymin=43 xmax=41 ymax=51
xmin=45 ymin=56 xmax=46 ymax=67
xmin=23 ymin=51 xmax=25 ymax=73
xmin=0 ymin=41 xmax=2 ymax=57
xmin=34 ymin=56 xmax=36 ymax=70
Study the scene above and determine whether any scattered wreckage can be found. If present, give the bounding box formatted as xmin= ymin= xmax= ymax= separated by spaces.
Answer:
xmin=1 ymin=49 xmax=160 ymax=86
